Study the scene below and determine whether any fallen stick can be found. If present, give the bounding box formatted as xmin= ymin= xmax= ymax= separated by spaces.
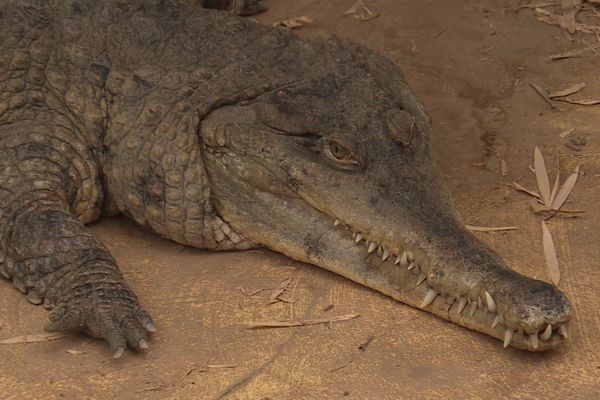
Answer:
xmin=509 ymin=182 xmax=542 ymax=200
xmin=247 ymin=313 xmax=359 ymax=329
xmin=0 ymin=333 xmax=66 ymax=344
xmin=530 ymin=82 xmax=559 ymax=110
xmin=465 ymin=225 xmax=518 ymax=232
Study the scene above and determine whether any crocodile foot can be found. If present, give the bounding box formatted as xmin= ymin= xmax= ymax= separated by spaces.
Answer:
xmin=44 ymin=269 xmax=156 ymax=359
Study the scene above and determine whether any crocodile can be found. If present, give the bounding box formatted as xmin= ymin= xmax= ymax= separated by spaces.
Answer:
xmin=0 ymin=0 xmax=572 ymax=358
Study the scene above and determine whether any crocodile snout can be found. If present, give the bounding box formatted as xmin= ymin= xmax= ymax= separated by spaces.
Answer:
xmin=327 ymin=215 xmax=573 ymax=351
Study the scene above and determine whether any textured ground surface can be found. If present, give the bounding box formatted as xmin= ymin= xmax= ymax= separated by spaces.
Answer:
xmin=1 ymin=1 xmax=599 ymax=399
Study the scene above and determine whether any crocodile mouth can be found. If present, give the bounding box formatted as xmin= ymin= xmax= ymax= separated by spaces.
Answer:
xmin=329 ymin=216 xmax=571 ymax=351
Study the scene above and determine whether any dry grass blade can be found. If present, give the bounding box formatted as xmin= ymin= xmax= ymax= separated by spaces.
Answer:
xmin=510 ymin=182 xmax=542 ymax=200
xmin=343 ymin=0 xmax=379 ymax=22
xmin=555 ymin=97 xmax=600 ymax=105
xmin=541 ymin=221 xmax=560 ymax=286
xmin=549 ymin=154 xmax=560 ymax=205
xmin=549 ymin=45 xmax=600 ymax=59
xmin=66 ymin=349 xmax=84 ymax=355
xmin=518 ymin=1 xmax=560 ymax=8
xmin=551 ymin=166 xmax=580 ymax=209
xmin=549 ymin=49 xmax=583 ymax=59
xmin=273 ymin=16 xmax=314 ymax=29
xmin=500 ymin=159 xmax=508 ymax=176
xmin=135 ymin=384 xmax=168 ymax=394
xmin=465 ymin=225 xmax=518 ymax=232
xmin=535 ymin=8 xmax=567 ymax=32
xmin=0 ymin=332 xmax=65 ymax=345
xmin=534 ymin=146 xmax=552 ymax=206
xmin=559 ymin=127 xmax=575 ymax=137
xmin=548 ymin=82 xmax=586 ymax=98
xmin=561 ymin=0 xmax=582 ymax=34
xmin=247 ymin=313 xmax=359 ymax=329
xmin=344 ymin=0 xmax=365 ymax=15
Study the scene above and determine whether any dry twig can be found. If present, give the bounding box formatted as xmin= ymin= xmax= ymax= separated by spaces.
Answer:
xmin=0 ymin=333 xmax=66 ymax=345
xmin=344 ymin=0 xmax=380 ymax=22
xmin=269 ymin=277 xmax=293 ymax=304
xmin=247 ymin=313 xmax=359 ymax=329
xmin=465 ymin=225 xmax=518 ymax=232
xmin=530 ymin=83 xmax=559 ymax=110
xmin=510 ymin=182 xmax=542 ymax=200
xmin=273 ymin=16 xmax=314 ymax=29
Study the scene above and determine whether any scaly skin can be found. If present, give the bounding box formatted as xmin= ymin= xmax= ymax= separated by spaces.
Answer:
xmin=0 ymin=0 xmax=572 ymax=357
xmin=201 ymin=0 xmax=268 ymax=15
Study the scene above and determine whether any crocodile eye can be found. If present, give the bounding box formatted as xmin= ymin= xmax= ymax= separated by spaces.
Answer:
xmin=324 ymin=139 xmax=360 ymax=168
xmin=329 ymin=140 xmax=348 ymax=160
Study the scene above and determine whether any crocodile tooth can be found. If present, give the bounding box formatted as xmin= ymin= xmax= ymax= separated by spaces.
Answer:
xmin=400 ymin=251 xmax=408 ymax=266
xmin=416 ymin=272 xmax=427 ymax=287
xmin=382 ymin=249 xmax=390 ymax=261
xmin=477 ymin=296 xmax=484 ymax=310
xmin=540 ymin=324 xmax=552 ymax=341
xmin=368 ymin=242 xmax=377 ymax=253
xmin=457 ymin=297 xmax=468 ymax=314
xmin=355 ymin=233 xmax=363 ymax=243
xmin=492 ymin=314 xmax=503 ymax=328
xmin=445 ymin=296 xmax=456 ymax=310
xmin=503 ymin=329 xmax=515 ymax=348
xmin=407 ymin=262 xmax=416 ymax=271
xmin=334 ymin=218 xmax=341 ymax=226
xmin=485 ymin=291 xmax=497 ymax=313
xmin=394 ymin=255 xmax=401 ymax=265
xmin=558 ymin=324 xmax=568 ymax=339
xmin=407 ymin=251 xmax=414 ymax=262
xmin=420 ymin=288 xmax=438 ymax=309
xmin=469 ymin=300 xmax=478 ymax=316
xmin=530 ymin=333 xmax=539 ymax=349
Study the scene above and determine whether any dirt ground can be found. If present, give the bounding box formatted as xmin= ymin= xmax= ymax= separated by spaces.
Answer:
xmin=1 ymin=1 xmax=600 ymax=399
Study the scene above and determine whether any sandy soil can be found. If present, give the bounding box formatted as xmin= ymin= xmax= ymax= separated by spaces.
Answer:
xmin=1 ymin=1 xmax=600 ymax=399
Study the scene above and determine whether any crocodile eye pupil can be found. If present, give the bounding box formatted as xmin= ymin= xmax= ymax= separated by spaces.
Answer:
xmin=330 ymin=141 xmax=347 ymax=159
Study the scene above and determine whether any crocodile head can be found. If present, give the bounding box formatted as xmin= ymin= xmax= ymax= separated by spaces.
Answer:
xmin=199 ymin=40 xmax=572 ymax=351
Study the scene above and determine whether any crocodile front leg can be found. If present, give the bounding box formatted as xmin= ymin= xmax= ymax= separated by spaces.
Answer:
xmin=0 ymin=119 xmax=155 ymax=358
